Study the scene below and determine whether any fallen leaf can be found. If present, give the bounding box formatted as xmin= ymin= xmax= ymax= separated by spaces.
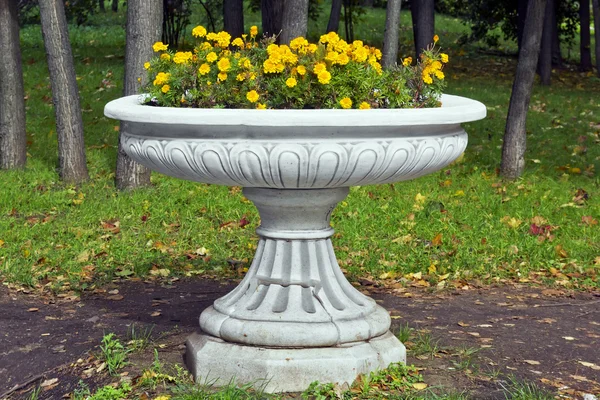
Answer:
xmin=578 ymin=361 xmax=600 ymax=370
xmin=150 ymin=311 xmax=161 ymax=317
xmin=581 ymin=215 xmax=598 ymax=225
xmin=524 ymin=360 xmax=540 ymax=365
xmin=562 ymin=336 xmax=576 ymax=341
xmin=457 ymin=322 xmax=470 ymax=327
xmin=40 ymin=378 xmax=58 ymax=388
xmin=27 ymin=308 xmax=39 ymax=312
xmin=431 ymin=233 xmax=443 ymax=246
xmin=106 ymin=294 xmax=124 ymax=301
xmin=412 ymin=382 xmax=428 ymax=390
xmin=467 ymin=332 xmax=480 ymax=337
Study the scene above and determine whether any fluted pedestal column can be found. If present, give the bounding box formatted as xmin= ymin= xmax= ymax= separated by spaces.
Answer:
xmin=186 ymin=188 xmax=406 ymax=392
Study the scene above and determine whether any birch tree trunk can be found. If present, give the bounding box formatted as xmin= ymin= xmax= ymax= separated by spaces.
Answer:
xmin=593 ymin=0 xmax=600 ymax=77
xmin=382 ymin=0 xmax=402 ymax=68
xmin=411 ymin=0 xmax=434 ymax=59
xmin=224 ymin=0 xmax=244 ymax=39
xmin=0 ymin=0 xmax=27 ymax=170
xmin=500 ymin=0 xmax=547 ymax=180
xmin=326 ymin=0 xmax=343 ymax=33
xmin=280 ymin=0 xmax=309 ymax=44
xmin=115 ymin=0 xmax=162 ymax=191
xmin=39 ymin=0 xmax=89 ymax=183
xmin=580 ymin=0 xmax=593 ymax=71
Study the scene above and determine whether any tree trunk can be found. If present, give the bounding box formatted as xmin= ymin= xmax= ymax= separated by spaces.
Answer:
xmin=261 ymin=0 xmax=283 ymax=39
xmin=593 ymin=0 xmax=600 ymax=77
xmin=39 ymin=0 xmax=89 ymax=183
xmin=280 ymin=0 xmax=309 ymax=44
xmin=342 ymin=0 xmax=354 ymax=42
xmin=551 ymin=2 xmax=562 ymax=68
xmin=112 ymin=0 xmax=118 ymax=12
xmin=537 ymin=0 xmax=552 ymax=85
xmin=115 ymin=0 xmax=162 ymax=191
xmin=224 ymin=0 xmax=244 ymax=39
xmin=411 ymin=0 xmax=434 ymax=59
xmin=500 ymin=0 xmax=547 ymax=180
xmin=326 ymin=0 xmax=343 ymax=33
xmin=382 ymin=0 xmax=401 ymax=68
xmin=361 ymin=0 xmax=374 ymax=6
xmin=99 ymin=0 xmax=105 ymax=12
xmin=0 ymin=0 xmax=27 ymax=170
xmin=580 ymin=0 xmax=593 ymax=71
xmin=517 ymin=0 xmax=528 ymax=51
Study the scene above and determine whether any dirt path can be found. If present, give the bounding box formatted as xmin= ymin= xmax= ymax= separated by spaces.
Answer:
xmin=0 ymin=279 xmax=598 ymax=399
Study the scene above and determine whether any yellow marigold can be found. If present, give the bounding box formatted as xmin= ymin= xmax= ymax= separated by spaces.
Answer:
xmin=422 ymin=69 xmax=433 ymax=84
xmin=206 ymin=52 xmax=218 ymax=63
xmin=359 ymin=102 xmax=371 ymax=109
xmin=144 ymin=62 xmax=151 ymax=70
xmin=337 ymin=53 xmax=350 ymax=65
xmin=236 ymin=73 xmax=245 ymax=81
xmin=434 ymin=70 xmax=445 ymax=79
xmin=307 ymin=43 xmax=318 ymax=54
xmin=431 ymin=60 xmax=442 ymax=71
xmin=373 ymin=48 xmax=382 ymax=60
xmin=290 ymin=37 xmax=309 ymax=51
xmin=370 ymin=60 xmax=383 ymax=75
xmin=217 ymin=57 xmax=231 ymax=72
xmin=206 ymin=32 xmax=217 ymax=41
xmin=339 ymin=97 xmax=352 ymax=109
xmin=200 ymin=42 xmax=212 ymax=51
xmin=325 ymin=51 xmax=339 ymax=64
xmin=286 ymin=77 xmax=297 ymax=88
xmin=160 ymin=53 xmax=171 ymax=61
xmin=198 ymin=63 xmax=210 ymax=75
xmin=352 ymin=46 xmax=369 ymax=63
xmin=218 ymin=72 xmax=227 ymax=82
xmin=246 ymin=90 xmax=259 ymax=103
xmin=250 ymin=25 xmax=258 ymax=37
xmin=215 ymin=31 xmax=231 ymax=47
xmin=154 ymin=396 xmax=171 ymax=400
xmin=267 ymin=43 xmax=279 ymax=56
xmin=263 ymin=58 xmax=284 ymax=73
xmin=440 ymin=53 xmax=449 ymax=63
xmin=313 ymin=62 xmax=327 ymax=74
xmin=241 ymin=58 xmax=252 ymax=69
xmin=297 ymin=65 xmax=306 ymax=75
xmin=256 ymin=103 xmax=267 ymax=109
xmin=433 ymin=34 xmax=439 ymax=43
xmin=402 ymin=57 xmax=412 ymax=66
xmin=161 ymin=84 xmax=170 ymax=93
xmin=317 ymin=70 xmax=331 ymax=85
xmin=152 ymin=41 xmax=168 ymax=52
xmin=192 ymin=25 xmax=207 ymax=38
xmin=173 ymin=51 xmax=193 ymax=64
xmin=352 ymin=40 xmax=364 ymax=48
xmin=232 ymin=37 xmax=244 ymax=48
xmin=153 ymin=72 xmax=170 ymax=86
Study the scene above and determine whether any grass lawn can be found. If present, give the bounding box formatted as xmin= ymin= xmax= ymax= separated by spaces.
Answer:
xmin=1 ymin=5 xmax=599 ymax=399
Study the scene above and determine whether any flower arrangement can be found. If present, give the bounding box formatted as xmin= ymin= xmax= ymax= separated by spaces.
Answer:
xmin=142 ymin=26 xmax=448 ymax=110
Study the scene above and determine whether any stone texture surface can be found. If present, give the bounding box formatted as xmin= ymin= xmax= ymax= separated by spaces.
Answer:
xmin=186 ymin=331 xmax=407 ymax=393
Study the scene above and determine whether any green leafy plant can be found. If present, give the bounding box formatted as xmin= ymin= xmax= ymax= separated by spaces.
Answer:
xmin=88 ymin=382 xmax=132 ymax=400
xmin=99 ymin=333 xmax=130 ymax=375
xmin=143 ymin=27 xmax=448 ymax=109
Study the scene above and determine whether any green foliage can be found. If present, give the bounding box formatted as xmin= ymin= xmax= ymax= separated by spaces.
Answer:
xmin=126 ymin=323 xmax=154 ymax=351
xmin=500 ymin=376 xmax=555 ymax=400
xmin=18 ymin=0 xmax=100 ymax=26
xmin=99 ymin=333 xmax=130 ymax=375
xmin=144 ymin=28 xmax=447 ymax=109
xmin=88 ymin=382 xmax=132 ymax=400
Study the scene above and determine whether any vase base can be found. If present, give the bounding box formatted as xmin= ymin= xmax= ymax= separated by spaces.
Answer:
xmin=185 ymin=330 xmax=406 ymax=393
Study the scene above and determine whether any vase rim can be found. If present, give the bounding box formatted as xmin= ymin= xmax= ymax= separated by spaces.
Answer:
xmin=104 ymin=93 xmax=486 ymax=127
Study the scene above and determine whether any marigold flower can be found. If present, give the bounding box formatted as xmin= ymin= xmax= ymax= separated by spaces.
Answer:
xmin=370 ymin=60 xmax=383 ymax=75
xmin=434 ymin=70 xmax=445 ymax=79
xmin=313 ymin=62 xmax=327 ymax=74
xmin=153 ymin=72 xmax=170 ymax=86
xmin=307 ymin=44 xmax=318 ymax=54
xmin=160 ymin=53 xmax=171 ymax=61
xmin=256 ymin=103 xmax=267 ymax=109
xmin=440 ymin=53 xmax=449 ymax=63
xmin=286 ymin=77 xmax=297 ymax=88
xmin=152 ymin=41 xmax=168 ymax=52
xmin=218 ymin=72 xmax=227 ymax=82
xmin=297 ymin=65 xmax=306 ymax=75
xmin=232 ymin=37 xmax=244 ymax=48
xmin=198 ymin=63 xmax=210 ymax=75
xmin=215 ymin=31 xmax=231 ymax=47
xmin=173 ymin=51 xmax=193 ymax=64
xmin=206 ymin=52 xmax=218 ymax=63
xmin=200 ymin=42 xmax=212 ymax=51
xmin=337 ymin=53 xmax=350 ymax=65
xmin=161 ymin=84 xmax=170 ymax=93
xmin=240 ymin=57 xmax=252 ymax=69
xmin=317 ymin=70 xmax=331 ymax=85
xmin=192 ymin=25 xmax=207 ymax=38
xmin=246 ymin=90 xmax=259 ymax=103
xmin=250 ymin=25 xmax=258 ymax=37
xmin=236 ymin=73 xmax=245 ymax=81
xmin=402 ymin=57 xmax=412 ymax=66
xmin=144 ymin=62 xmax=151 ymax=70
xmin=339 ymin=97 xmax=352 ymax=109
xmin=433 ymin=34 xmax=439 ymax=43
xmin=359 ymin=102 xmax=371 ymax=109
xmin=217 ymin=57 xmax=231 ymax=72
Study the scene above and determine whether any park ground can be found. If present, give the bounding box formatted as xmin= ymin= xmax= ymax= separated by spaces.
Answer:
xmin=1 ymin=3 xmax=600 ymax=399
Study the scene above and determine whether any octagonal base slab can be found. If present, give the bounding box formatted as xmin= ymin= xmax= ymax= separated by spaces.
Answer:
xmin=186 ymin=330 xmax=406 ymax=393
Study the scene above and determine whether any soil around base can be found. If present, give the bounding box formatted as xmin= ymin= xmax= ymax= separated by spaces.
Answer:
xmin=0 ymin=279 xmax=598 ymax=399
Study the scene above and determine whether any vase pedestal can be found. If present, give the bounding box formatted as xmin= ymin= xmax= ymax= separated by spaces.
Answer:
xmin=186 ymin=188 xmax=406 ymax=392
